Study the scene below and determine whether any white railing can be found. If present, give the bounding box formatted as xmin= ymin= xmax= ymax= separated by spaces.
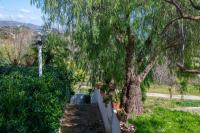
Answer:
xmin=91 ymin=89 xmax=121 ymax=133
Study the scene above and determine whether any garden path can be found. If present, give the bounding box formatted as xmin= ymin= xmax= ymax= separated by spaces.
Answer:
xmin=147 ymin=93 xmax=200 ymax=115
xmin=147 ymin=93 xmax=200 ymax=100
xmin=60 ymin=104 xmax=105 ymax=133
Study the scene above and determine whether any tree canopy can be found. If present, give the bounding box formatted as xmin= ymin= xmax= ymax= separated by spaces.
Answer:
xmin=31 ymin=0 xmax=200 ymax=119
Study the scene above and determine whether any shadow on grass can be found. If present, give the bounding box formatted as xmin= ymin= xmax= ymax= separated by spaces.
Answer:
xmin=174 ymin=100 xmax=200 ymax=107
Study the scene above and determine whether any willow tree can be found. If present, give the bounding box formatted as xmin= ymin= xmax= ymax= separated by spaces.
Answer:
xmin=31 ymin=0 xmax=200 ymax=118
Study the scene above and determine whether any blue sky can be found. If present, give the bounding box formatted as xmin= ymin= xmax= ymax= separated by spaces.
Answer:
xmin=0 ymin=0 xmax=43 ymax=25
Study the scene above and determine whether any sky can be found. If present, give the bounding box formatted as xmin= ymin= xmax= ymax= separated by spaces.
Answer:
xmin=0 ymin=0 xmax=43 ymax=25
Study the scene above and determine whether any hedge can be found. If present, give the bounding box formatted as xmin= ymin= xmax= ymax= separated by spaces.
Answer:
xmin=0 ymin=66 xmax=74 ymax=133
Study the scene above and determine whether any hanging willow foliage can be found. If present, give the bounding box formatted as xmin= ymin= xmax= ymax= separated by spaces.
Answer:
xmin=31 ymin=0 xmax=200 ymax=118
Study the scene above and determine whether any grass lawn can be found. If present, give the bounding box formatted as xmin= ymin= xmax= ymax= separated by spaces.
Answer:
xmin=128 ymin=98 xmax=200 ymax=133
xmin=144 ymin=98 xmax=200 ymax=110
xmin=129 ymin=108 xmax=200 ymax=133
xmin=148 ymin=84 xmax=200 ymax=96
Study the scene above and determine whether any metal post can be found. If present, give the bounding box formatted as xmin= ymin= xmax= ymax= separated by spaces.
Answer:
xmin=38 ymin=45 xmax=42 ymax=77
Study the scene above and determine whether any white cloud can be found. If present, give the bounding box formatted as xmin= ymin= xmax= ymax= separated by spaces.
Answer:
xmin=0 ymin=13 xmax=5 ymax=19
xmin=29 ymin=16 xmax=37 ymax=20
xmin=20 ymin=9 xmax=31 ymax=13
xmin=0 ymin=7 xmax=42 ymax=25
xmin=17 ymin=14 xmax=25 ymax=18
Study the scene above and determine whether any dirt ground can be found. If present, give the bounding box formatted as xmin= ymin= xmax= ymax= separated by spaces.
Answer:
xmin=60 ymin=104 xmax=105 ymax=133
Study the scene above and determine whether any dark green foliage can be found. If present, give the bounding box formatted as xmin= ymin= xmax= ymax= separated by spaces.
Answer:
xmin=42 ymin=33 xmax=69 ymax=65
xmin=129 ymin=108 xmax=200 ymax=133
xmin=174 ymin=100 xmax=200 ymax=107
xmin=180 ymin=79 xmax=188 ymax=94
xmin=83 ymin=95 xmax=91 ymax=104
xmin=0 ymin=66 xmax=74 ymax=133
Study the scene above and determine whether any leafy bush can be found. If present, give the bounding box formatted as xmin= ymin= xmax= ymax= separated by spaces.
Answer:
xmin=0 ymin=66 xmax=74 ymax=133
xmin=129 ymin=108 xmax=200 ymax=133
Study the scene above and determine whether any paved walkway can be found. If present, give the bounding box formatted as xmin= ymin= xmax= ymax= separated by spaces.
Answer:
xmin=147 ymin=93 xmax=200 ymax=100
xmin=147 ymin=93 xmax=200 ymax=114
xmin=60 ymin=104 xmax=105 ymax=133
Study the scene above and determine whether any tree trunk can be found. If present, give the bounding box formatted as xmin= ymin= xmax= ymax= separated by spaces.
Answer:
xmin=121 ymin=27 xmax=135 ymax=108
xmin=121 ymin=25 xmax=156 ymax=121
xmin=120 ymin=25 xmax=144 ymax=120
xmin=124 ymin=76 xmax=143 ymax=116
xmin=121 ymin=50 xmax=156 ymax=120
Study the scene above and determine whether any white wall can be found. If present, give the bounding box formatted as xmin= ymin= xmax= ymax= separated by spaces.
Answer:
xmin=92 ymin=89 xmax=121 ymax=133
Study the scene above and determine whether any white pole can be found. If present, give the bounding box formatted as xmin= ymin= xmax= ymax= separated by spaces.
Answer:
xmin=38 ymin=45 xmax=42 ymax=77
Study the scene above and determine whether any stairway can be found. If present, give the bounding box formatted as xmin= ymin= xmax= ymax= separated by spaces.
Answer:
xmin=60 ymin=104 xmax=105 ymax=133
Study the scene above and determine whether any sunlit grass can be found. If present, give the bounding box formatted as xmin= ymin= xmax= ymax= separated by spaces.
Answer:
xmin=129 ymin=107 xmax=200 ymax=133
xmin=129 ymin=97 xmax=200 ymax=133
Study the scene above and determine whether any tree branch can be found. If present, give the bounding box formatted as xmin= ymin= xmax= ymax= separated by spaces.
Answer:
xmin=165 ymin=44 xmax=179 ymax=49
xmin=139 ymin=56 xmax=158 ymax=82
xmin=189 ymin=0 xmax=200 ymax=10
xmin=183 ymin=15 xmax=200 ymax=20
xmin=164 ymin=0 xmax=184 ymax=16
xmin=161 ymin=16 xmax=182 ymax=34
xmin=162 ymin=0 xmax=200 ymax=34
xmin=177 ymin=63 xmax=200 ymax=74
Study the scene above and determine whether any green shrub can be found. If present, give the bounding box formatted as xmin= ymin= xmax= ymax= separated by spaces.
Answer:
xmin=129 ymin=108 xmax=200 ymax=133
xmin=0 ymin=66 xmax=74 ymax=133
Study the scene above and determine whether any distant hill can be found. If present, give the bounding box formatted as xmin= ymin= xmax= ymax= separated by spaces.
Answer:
xmin=0 ymin=21 xmax=42 ymax=33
